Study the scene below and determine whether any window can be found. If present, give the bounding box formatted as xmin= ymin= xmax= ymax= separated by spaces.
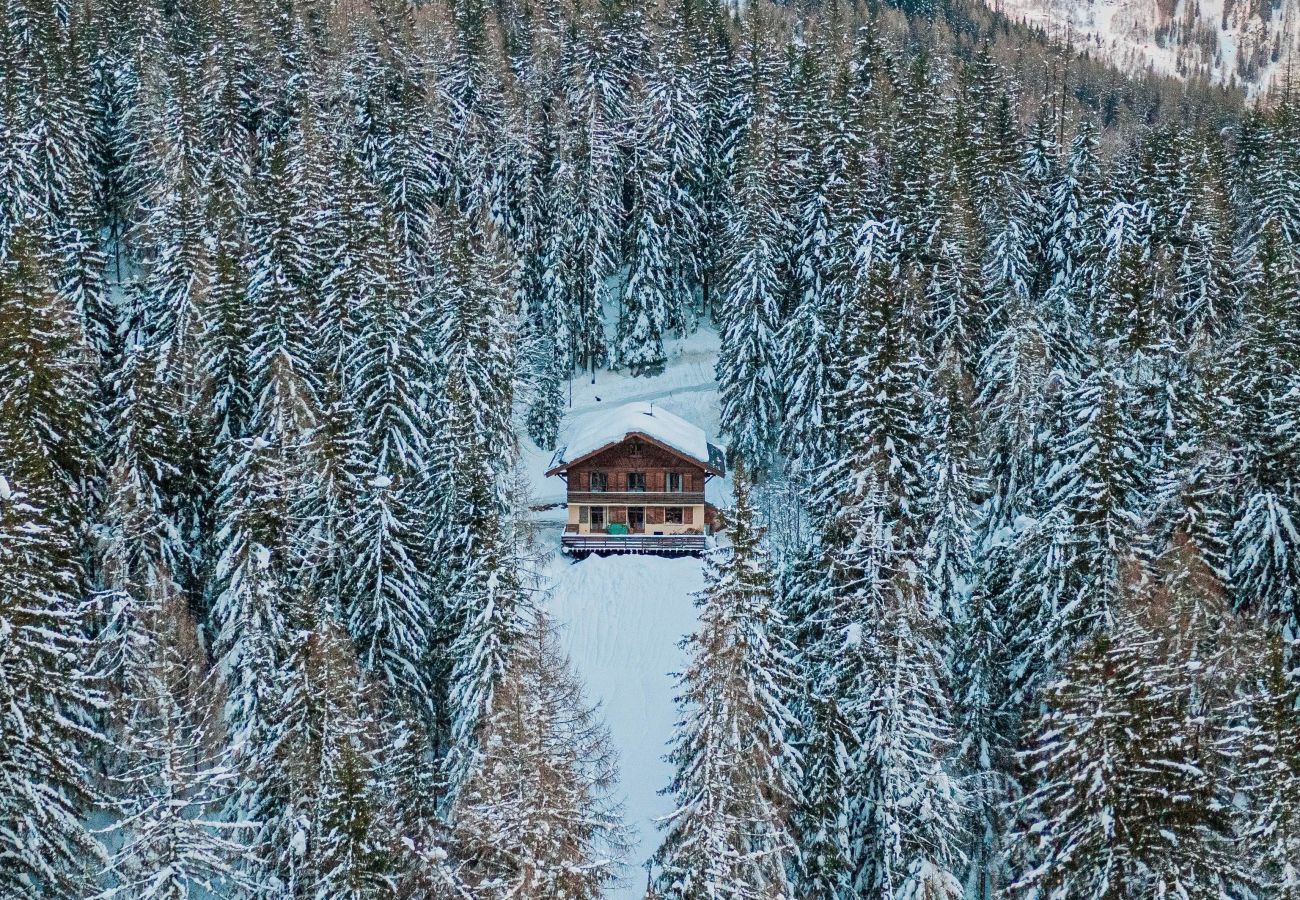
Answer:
xmin=589 ymin=471 xmax=608 ymax=492
xmin=590 ymin=507 xmax=605 ymax=528
xmin=665 ymin=507 xmax=683 ymax=524
xmin=627 ymin=472 xmax=646 ymax=492
xmin=629 ymin=440 xmax=644 ymax=456
xmin=665 ymin=472 xmax=683 ymax=492
xmin=579 ymin=506 xmax=589 ymax=524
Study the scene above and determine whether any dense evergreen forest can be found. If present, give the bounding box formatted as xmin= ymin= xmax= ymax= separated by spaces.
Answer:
xmin=2 ymin=0 xmax=1300 ymax=895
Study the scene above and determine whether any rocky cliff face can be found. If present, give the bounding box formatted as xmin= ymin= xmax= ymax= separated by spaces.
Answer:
xmin=989 ymin=0 xmax=1300 ymax=97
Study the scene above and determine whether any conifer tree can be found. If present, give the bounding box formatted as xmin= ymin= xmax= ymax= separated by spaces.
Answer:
xmin=1013 ymin=571 xmax=1244 ymax=900
xmin=717 ymin=117 xmax=782 ymax=474
xmin=0 ymin=222 xmax=100 ymax=516
xmin=1239 ymin=634 xmax=1300 ymax=900
xmin=0 ymin=228 xmax=105 ymax=893
xmin=526 ymin=350 xmax=565 ymax=452
xmin=244 ymin=132 xmax=321 ymax=448
xmin=451 ymin=615 xmax=626 ymax=898
xmin=847 ymin=576 xmax=966 ymax=900
xmin=0 ymin=444 xmax=105 ymax=897
xmin=304 ymin=624 xmax=399 ymax=900
xmin=618 ymin=161 xmax=672 ymax=377
xmin=440 ymin=468 xmax=532 ymax=802
xmin=655 ymin=470 xmax=801 ymax=899
xmin=793 ymin=693 xmax=856 ymax=899
xmin=340 ymin=471 xmax=434 ymax=717
xmin=99 ymin=593 xmax=252 ymax=900
xmin=1230 ymin=219 xmax=1300 ymax=663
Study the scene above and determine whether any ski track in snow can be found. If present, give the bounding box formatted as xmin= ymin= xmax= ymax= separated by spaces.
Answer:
xmin=545 ymin=553 xmax=704 ymax=899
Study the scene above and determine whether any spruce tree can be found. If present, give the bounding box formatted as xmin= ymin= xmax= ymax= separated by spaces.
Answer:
xmin=1239 ymin=634 xmax=1300 ymax=900
xmin=655 ymin=470 xmax=802 ymax=899
xmin=618 ymin=163 xmax=672 ymax=377
xmin=99 ymin=595 xmax=252 ymax=899
xmin=717 ymin=116 xmax=782 ymax=474
xmin=0 ymin=437 xmax=106 ymax=896
xmin=0 ymin=221 xmax=104 ymax=897
xmin=1013 ymin=572 xmax=1244 ymax=900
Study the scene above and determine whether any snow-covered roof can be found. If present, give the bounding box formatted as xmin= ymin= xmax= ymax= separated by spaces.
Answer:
xmin=548 ymin=401 xmax=724 ymax=475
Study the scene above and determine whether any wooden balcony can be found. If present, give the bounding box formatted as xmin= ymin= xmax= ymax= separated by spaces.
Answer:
xmin=567 ymin=491 xmax=705 ymax=506
xmin=561 ymin=532 xmax=707 ymax=557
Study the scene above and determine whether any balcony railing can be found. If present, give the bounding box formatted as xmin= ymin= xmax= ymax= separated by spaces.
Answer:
xmin=568 ymin=491 xmax=704 ymax=505
xmin=561 ymin=533 xmax=707 ymax=556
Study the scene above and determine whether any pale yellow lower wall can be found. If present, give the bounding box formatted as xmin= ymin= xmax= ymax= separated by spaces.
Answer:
xmin=567 ymin=504 xmax=706 ymax=535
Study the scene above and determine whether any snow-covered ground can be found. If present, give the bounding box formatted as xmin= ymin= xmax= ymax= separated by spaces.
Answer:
xmin=523 ymin=327 xmax=727 ymax=897
xmin=545 ymin=554 xmax=704 ymax=898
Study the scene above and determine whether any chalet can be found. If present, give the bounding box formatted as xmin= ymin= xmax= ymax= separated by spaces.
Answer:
xmin=546 ymin=402 xmax=726 ymax=556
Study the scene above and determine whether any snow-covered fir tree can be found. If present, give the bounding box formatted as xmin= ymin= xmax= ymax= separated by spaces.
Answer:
xmin=3 ymin=1 xmax=1300 ymax=896
xmin=655 ymin=470 xmax=802 ymax=899
xmin=0 ymin=221 xmax=105 ymax=899
xmin=717 ymin=115 xmax=783 ymax=474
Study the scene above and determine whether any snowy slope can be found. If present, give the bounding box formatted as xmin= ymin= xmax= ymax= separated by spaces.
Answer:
xmin=990 ymin=0 xmax=1300 ymax=97
xmin=545 ymin=555 xmax=705 ymax=899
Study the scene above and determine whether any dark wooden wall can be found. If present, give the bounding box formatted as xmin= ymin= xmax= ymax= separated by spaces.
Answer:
xmin=567 ymin=440 xmax=706 ymax=494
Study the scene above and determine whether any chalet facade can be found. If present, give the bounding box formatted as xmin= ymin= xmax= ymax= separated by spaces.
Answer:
xmin=546 ymin=402 xmax=725 ymax=556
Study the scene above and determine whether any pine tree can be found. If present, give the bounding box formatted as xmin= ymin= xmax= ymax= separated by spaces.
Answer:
xmin=1012 ymin=568 xmax=1244 ymax=900
xmin=717 ymin=115 xmax=782 ymax=474
xmin=655 ymin=470 xmax=801 ymax=899
xmin=1239 ymin=634 xmax=1300 ymax=900
xmin=834 ymin=218 xmax=928 ymax=541
xmin=920 ymin=355 xmax=982 ymax=648
xmin=638 ymin=11 xmax=706 ymax=336
xmin=322 ymin=146 xmax=438 ymax=710
xmin=450 ymin=615 xmax=626 ymax=898
xmin=952 ymin=573 xmax=1011 ymax=900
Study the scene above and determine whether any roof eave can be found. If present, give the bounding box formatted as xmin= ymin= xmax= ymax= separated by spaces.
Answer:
xmin=544 ymin=431 xmax=722 ymax=477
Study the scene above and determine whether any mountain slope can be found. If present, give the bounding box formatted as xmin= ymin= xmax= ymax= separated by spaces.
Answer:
xmin=990 ymin=0 xmax=1300 ymax=95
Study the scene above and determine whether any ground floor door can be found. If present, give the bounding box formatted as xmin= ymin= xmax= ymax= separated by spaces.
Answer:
xmin=628 ymin=507 xmax=645 ymax=533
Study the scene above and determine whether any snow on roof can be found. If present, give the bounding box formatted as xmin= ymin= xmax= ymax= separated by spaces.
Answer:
xmin=550 ymin=401 xmax=720 ymax=472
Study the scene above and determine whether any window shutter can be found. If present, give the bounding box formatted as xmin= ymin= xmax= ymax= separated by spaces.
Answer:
xmin=683 ymin=506 xmax=694 ymax=525
xmin=579 ymin=506 xmax=589 ymax=524
xmin=647 ymin=506 xmax=665 ymax=525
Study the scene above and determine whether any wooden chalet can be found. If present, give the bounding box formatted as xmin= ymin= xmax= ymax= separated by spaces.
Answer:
xmin=546 ymin=402 xmax=726 ymax=556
